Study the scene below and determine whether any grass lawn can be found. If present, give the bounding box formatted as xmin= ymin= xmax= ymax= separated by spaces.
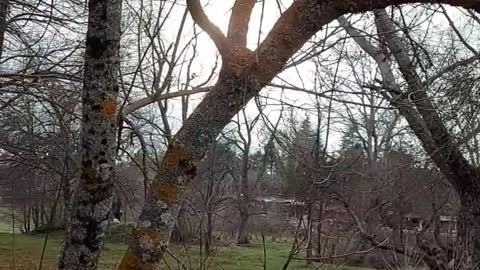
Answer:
xmin=0 ymin=230 xmax=367 ymax=270
xmin=0 ymin=208 xmax=20 ymax=233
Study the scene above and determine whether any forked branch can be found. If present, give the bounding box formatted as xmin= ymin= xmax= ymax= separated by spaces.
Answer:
xmin=186 ymin=0 xmax=233 ymax=57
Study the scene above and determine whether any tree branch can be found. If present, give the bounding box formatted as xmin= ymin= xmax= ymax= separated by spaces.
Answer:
xmin=122 ymin=87 xmax=211 ymax=116
xmin=227 ymin=0 xmax=257 ymax=47
xmin=186 ymin=0 xmax=232 ymax=57
xmin=254 ymin=0 xmax=480 ymax=83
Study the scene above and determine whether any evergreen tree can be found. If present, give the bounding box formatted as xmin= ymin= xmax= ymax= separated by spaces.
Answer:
xmin=340 ymin=122 xmax=364 ymax=156
xmin=279 ymin=116 xmax=318 ymax=197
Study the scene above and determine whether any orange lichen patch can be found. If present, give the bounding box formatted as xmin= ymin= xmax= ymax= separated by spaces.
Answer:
xmin=132 ymin=227 xmax=162 ymax=242
xmin=118 ymin=249 xmax=154 ymax=270
xmin=153 ymin=182 xmax=178 ymax=203
xmin=100 ymin=99 xmax=117 ymax=118
xmin=118 ymin=227 xmax=164 ymax=270
xmin=161 ymin=142 xmax=187 ymax=169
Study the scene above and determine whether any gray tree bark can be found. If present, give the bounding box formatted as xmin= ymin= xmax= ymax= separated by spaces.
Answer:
xmin=58 ymin=0 xmax=122 ymax=269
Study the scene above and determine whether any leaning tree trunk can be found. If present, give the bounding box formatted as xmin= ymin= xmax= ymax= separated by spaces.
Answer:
xmin=340 ymin=8 xmax=480 ymax=269
xmin=58 ymin=0 xmax=122 ymax=269
xmin=456 ymin=188 xmax=480 ymax=269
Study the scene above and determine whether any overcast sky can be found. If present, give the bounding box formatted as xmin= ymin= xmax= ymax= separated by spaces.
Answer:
xmin=134 ymin=1 xmax=474 ymax=152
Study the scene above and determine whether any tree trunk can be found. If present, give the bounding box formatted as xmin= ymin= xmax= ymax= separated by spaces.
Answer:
xmin=32 ymin=206 xmax=39 ymax=231
xmin=237 ymin=207 xmax=250 ymax=245
xmin=237 ymin=149 xmax=250 ymax=245
xmin=206 ymin=210 xmax=213 ymax=255
xmin=456 ymin=189 xmax=480 ymax=269
xmin=0 ymin=0 xmax=9 ymax=60
xmin=170 ymin=205 xmax=187 ymax=243
xmin=63 ymin=178 xmax=72 ymax=230
xmin=62 ymin=152 xmax=73 ymax=229
xmin=23 ymin=205 xmax=30 ymax=233
xmin=58 ymin=0 xmax=122 ymax=269
xmin=316 ymin=200 xmax=325 ymax=256
xmin=306 ymin=202 xmax=313 ymax=261
xmin=41 ymin=183 xmax=47 ymax=226
xmin=205 ymin=144 xmax=215 ymax=255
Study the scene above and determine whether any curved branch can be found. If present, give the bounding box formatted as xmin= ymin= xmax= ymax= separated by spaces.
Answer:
xmin=254 ymin=0 xmax=480 ymax=82
xmin=227 ymin=0 xmax=256 ymax=47
xmin=186 ymin=0 xmax=232 ymax=56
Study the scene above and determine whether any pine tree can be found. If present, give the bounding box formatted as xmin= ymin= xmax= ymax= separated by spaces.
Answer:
xmin=340 ymin=122 xmax=364 ymax=156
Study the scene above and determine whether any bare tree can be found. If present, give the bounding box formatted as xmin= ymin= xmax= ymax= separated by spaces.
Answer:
xmin=222 ymin=108 xmax=260 ymax=245
xmin=0 ymin=0 xmax=85 ymax=237
xmin=117 ymin=1 xmax=480 ymax=269
xmin=340 ymin=7 xmax=480 ymax=268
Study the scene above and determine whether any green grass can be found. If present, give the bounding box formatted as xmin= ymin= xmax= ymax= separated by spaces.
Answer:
xmin=0 ymin=230 xmax=367 ymax=270
xmin=0 ymin=231 xmax=126 ymax=269
xmin=0 ymin=208 xmax=19 ymax=233
xmin=195 ymin=241 xmax=363 ymax=270
xmin=0 ymin=222 xmax=14 ymax=233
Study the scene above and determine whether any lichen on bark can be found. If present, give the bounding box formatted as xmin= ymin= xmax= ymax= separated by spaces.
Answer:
xmin=100 ymin=99 xmax=117 ymax=118
xmin=153 ymin=182 xmax=178 ymax=203
xmin=58 ymin=0 xmax=122 ymax=269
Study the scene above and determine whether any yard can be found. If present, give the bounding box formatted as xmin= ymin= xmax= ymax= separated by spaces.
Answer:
xmin=0 ymin=229 xmax=368 ymax=270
